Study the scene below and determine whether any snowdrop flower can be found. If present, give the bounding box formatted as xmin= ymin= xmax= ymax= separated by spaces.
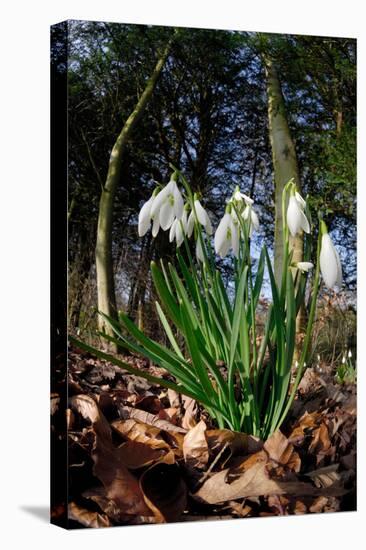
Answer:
xmin=296 ymin=261 xmax=314 ymax=272
xmin=348 ymin=350 xmax=352 ymax=359
xmin=150 ymin=177 xmax=184 ymax=232
xmin=194 ymin=197 xmax=213 ymax=235
xmin=138 ymin=193 xmax=155 ymax=237
xmin=286 ymin=192 xmax=310 ymax=237
xmin=243 ymin=204 xmax=260 ymax=237
xmin=319 ymin=223 xmax=342 ymax=289
xmin=214 ymin=209 xmax=239 ymax=258
xmin=168 ymin=219 xmax=183 ymax=248
xmin=233 ymin=188 xmax=254 ymax=206
xmin=186 ymin=210 xmax=195 ymax=238
xmin=196 ymin=238 xmax=205 ymax=263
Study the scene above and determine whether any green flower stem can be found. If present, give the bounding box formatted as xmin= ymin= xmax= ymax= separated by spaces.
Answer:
xmin=274 ymin=224 xmax=321 ymax=430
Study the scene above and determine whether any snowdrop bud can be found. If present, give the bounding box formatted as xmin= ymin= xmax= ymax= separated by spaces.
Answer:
xmin=214 ymin=210 xmax=239 ymax=258
xmin=150 ymin=179 xmax=174 ymax=218
xmin=187 ymin=210 xmax=195 ymax=238
xmin=138 ymin=194 xmax=155 ymax=237
xmin=348 ymin=350 xmax=352 ymax=358
xmin=233 ymin=187 xmax=254 ymax=205
xmin=286 ymin=193 xmax=310 ymax=237
xmin=169 ymin=219 xmax=178 ymax=242
xmin=243 ymin=205 xmax=260 ymax=236
xmin=196 ymin=238 xmax=205 ymax=262
xmin=175 ymin=220 xmax=184 ymax=247
xmin=194 ymin=198 xmax=213 ymax=235
xmin=152 ymin=213 xmax=160 ymax=237
xmin=342 ymin=355 xmax=346 ymax=364
xmin=296 ymin=261 xmax=314 ymax=272
xmin=319 ymin=222 xmax=343 ymax=289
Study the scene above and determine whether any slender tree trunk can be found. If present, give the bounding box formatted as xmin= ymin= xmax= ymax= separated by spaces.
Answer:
xmin=264 ymin=56 xmax=304 ymax=282
xmin=264 ymin=56 xmax=305 ymax=350
xmin=95 ymin=35 xmax=174 ymax=347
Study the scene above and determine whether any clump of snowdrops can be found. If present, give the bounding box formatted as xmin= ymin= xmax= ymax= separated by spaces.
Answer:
xmin=73 ymin=169 xmax=343 ymax=439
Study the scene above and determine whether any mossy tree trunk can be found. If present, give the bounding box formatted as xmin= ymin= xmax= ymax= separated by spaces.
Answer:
xmin=264 ymin=56 xmax=305 ymax=349
xmin=95 ymin=36 xmax=174 ymax=348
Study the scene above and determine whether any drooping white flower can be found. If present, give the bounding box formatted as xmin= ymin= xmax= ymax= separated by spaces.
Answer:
xmin=149 ymin=178 xmax=184 ymax=233
xmin=348 ymin=350 xmax=352 ymax=359
xmin=214 ymin=212 xmax=239 ymax=258
xmin=169 ymin=217 xmax=185 ymax=248
xmin=194 ymin=199 xmax=213 ymax=235
xmin=296 ymin=261 xmax=314 ymax=272
xmin=186 ymin=210 xmax=195 ymax=238
xmin=196 ymin=238 xmax=205 ymax=262
xmin=320 ymin=232 xmax=342 ymax=289
xmin=233 ymin=189 xmax=254 ymax=205
xmin=242 ymin=204 xmax=260 ymax=237
xmin=138 ymin=194 xmax=155 ymax=237
xmin=286 ymin=194 xmax=310 ymax=237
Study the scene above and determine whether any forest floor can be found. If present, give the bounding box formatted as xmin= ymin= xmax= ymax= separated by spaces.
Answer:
xmin=51 ymin=345 xmax=356 ymax=528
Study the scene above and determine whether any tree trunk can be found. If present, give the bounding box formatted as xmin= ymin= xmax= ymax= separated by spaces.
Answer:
xmin=264 ymin=56 xmax=304 ymax=283
xmin=264 ymin=56 xmax=305 ymax=352
xmin=95 ymin=35 xmax=174 ymax=348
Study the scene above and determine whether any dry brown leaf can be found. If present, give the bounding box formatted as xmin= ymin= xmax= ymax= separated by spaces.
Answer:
xmin=181 ymin=395 xmax=197 ymax=429
xmin=92 ymin=429 xmax=152 ymax=516
xmin=68 ymin=501 xmax=111 ymax=528
xmin=288 ymin=411 xmax=321 ymax=445
xmin=167 ymin=389 xmax=180 ymax=408
xmin=306 ymin=464 xmax=341 ymax=489
xmin=112 ymin=418 xmax=167 ymax=447
xmin=69 ymin=394 xmax=111 ymax=441
xmin=118 ymin=405 xmax=186 ymax=433
xmin=116 ymin=440 xmax=175 ymax=469
xmin=83 ymin=487 xmax=156 ymax=525
xmin=207 ymin=429 xmax=262 ymax=458
xmin=140 ymin=463 xmax=187 ymax=522
xmin=183 ymin=420 xmax=209 ymax=469
xmin=112 ymin=418 xmax=184 ymax=460
xmin=309 ymin=496 xmax=329 ymax=513
xmin=308 ymin=423 xmax=333 ymax=463
xmin=158 ymin=407 xmax=179 ymax=424
xmin=264 ymin=430 xmax=301 ymax=473
xmin=193 ymin=450 xmax=331 ymax=505
xmin=193 ymin=461 xmax=290 ymax=504
xmin=70 ymin=395 xmax=153 ymax=518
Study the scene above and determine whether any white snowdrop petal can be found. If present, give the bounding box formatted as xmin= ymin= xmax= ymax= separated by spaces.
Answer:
xmin=181 ymin=210 xmax=188 ymax=233
xmin=299 ymin=208 xmax=310 ymax=234
xmin=296 ymin=261 xmax=314 ymax=272
xmin=218 ymin=237 xmax=231 ymax=258
xmin=173 ymin=185 xmax=184 ymax=219
xmin=243 ymin=205 xmax=250 ymax=221
xmin=152 ymin=215 xmax=160 ymax=237
xmin=196 ymin=239 xmax=205 ymax=262
xmin=159 ymin=202 xmax=175 ymax=230
xmin=205 ymin=213 xmax=213 ymax=235
xmin=187 ymin=211 xmax=195 ymax=238
xmin=295 ymin=191 xmax=306 ymax=209
xmin=194 ymin=200 xmax=207 ymax=226
xmin=320 ymin=234 xmax=340 ymax=288
xmin=175 ymin=221 xmax=184 ymax=247
xmin=214 ymin=213 xmax=231 ymax=254
xmin=169 ymin=219 xmax=178 ymax=242
xmin=286 ymin=196 xmax=302 ymax=237
xmin=251 ymin=208 xmax=260 ymax=232
xmin=138 ymin=196 xmax=154 ymax=236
